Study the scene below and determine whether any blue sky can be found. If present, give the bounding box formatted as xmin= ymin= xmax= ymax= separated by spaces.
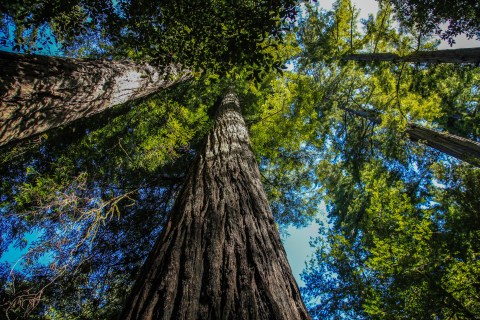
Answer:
xmin=282 ymin=219 xmax=323 ymax=287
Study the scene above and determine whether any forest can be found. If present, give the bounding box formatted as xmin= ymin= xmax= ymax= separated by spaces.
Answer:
xmin=0 ymin=0 xmax=479 ymax=319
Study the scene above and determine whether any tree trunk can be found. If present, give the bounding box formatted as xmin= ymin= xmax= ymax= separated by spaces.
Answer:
xmin=0 ymin=51 xmax=191 ymax=146
xmin=341 ymin=106 xmax=480 ymax=167
xmin=406 ymin=123 xmax=480 ymax=166
xmin=120 ymin=92 xmax=310 ymax=319
xmin=342 ymin=47 xmax=480 ymax=64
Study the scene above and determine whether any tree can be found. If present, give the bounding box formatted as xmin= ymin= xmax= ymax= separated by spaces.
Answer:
xmin=121 ymin=92 xmax=310 ymax=319
xmin=343 ymin=47 xmax=480 ymax=64
xmin=3 ymin=0 xmax=480 ymax=318
xmin=0 ymin=81 xmax=212 ymax=318
xmin=0 ymin=0 xmax=297 ymax=145
xmin=340 ymin=106 xmax=480 ymax=167
xmin=0 ymin=0 xmax=297 ymax=71
xmin=301 ymin=154 xmax=480 ymax=319
xmin=0 ymin=70 xmax=316 ymax=318
xmin=296 ymin=1 xmax=480 ymax=318
xmin=0 ymin=51 xmax=191 ymax=146
xmin=299 ymin=0 xmax=480 ymax=166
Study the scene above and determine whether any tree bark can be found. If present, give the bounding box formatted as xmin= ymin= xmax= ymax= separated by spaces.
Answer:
xmin=0 ymin=51 xmax=191 ymax=146
xmin=341 ymin=106 xmax=480 ymax=167
xmin=342 ymin=47 xmax=480 ymax=64
xmin=406 ymin=123 xmax=480 ymax=166
xmin=120 ymin=92 xmax=310 ymax=319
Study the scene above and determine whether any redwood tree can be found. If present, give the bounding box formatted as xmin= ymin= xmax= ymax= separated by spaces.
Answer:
xmin=340 ymin=106 xmax=480 ymax=167
xmin=121 ymin=92 xmax=311 ymax=319
xmin=0 ymin=51 xmax=190 ymax=146
xmin=342 ymin=47 xmax=480 ymax=64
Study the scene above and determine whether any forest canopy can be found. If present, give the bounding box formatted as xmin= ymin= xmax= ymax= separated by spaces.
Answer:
xmin=0 ymin=0 xmax=479 ymax=319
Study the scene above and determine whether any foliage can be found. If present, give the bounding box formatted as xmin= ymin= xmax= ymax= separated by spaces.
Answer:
xmin=298 ymin=1 xmax=480 ymax=319
xmin=388 ymin=0 xmax=480 ymax=45
xmin=0 ymin=0 xmax=118 ymax=55
xmin=0 ymin=0 xmax=299 ymax=75
xmin=249 ymin=71 xmax=323 ymax=227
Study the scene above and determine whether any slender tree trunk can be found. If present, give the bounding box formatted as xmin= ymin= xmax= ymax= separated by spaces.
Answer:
xmin=342 ymin=47 xmax=480 ymax=64
xmin=121 ymin=92 xmax=310 ymax=320
xmin=0 ymin=51 xmax=191 ymax=146
xmin=341 ymin=106 xmax=480 ymax=167
xmin=406 ymin=123 xmax=480 ymax=166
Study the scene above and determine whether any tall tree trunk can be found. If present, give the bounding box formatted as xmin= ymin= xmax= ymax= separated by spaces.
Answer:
xmin=121 ymin=92 xmax=310 ymax=319
xmin=0 ymin=51 xmax=191 ymax=146
xmin=406 ymin=123 xmax=480 ymax=166
xmin=342 ymin=47 xmax=480 ymax=64
xmin=341 ymin=106 xmax=480 ymax=167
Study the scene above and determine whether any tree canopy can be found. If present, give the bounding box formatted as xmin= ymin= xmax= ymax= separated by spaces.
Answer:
xmin=0 ymin=0 xmax=297 ymax=74
xmin=296 ymin=1 xmax=480 ymax=318
xmin=389 ymin=0 xmax=480 ymax=45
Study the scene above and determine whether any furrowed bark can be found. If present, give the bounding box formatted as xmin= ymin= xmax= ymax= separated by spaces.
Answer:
xmin=407 ymin=124 xmax=480 ymax=167
xmin=343 ymin=47 xmax=480 ymax=64
xmin=0 ymin=51 xmax=191 ymax=146
xmin=341 ymin=106 xmax=480 ymax=167
xmin=121 ymin=92 xmax=310 ymax=320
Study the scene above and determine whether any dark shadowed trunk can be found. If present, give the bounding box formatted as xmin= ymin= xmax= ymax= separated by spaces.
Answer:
xmin=121 ymin=92 xmax=310 ymax=319
xmin=0 ymin=51 xmax=191 ymax=146
xmin=342 ymin=47 xmax=480 ymax=64
xmin=341 ymin=106 xmax=480 ymax=167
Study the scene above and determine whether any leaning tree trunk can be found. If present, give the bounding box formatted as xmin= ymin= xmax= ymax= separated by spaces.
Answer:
xmin=406 ymin=123 xmax=480 ymax=167
xmin=0 ymin=51 xmax=191 ymax=146
xmin=341 ymin=106 xmax=480 ymax=167
xmin=120 ymin=92 xmax=310 ymax=319
xmin=342 ymin=47 xmax=480 ymax=64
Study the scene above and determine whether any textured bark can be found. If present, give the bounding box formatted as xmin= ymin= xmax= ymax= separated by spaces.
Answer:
xmin=343 ymin=47 xmax=480 ymax=64
xmin=341 ymin=106 xmax=480 ymax=167
xmin=407 ymin=124 xmax=480 ymax=166
xmin=121 ymin=92 xmax=310 ymax=320
xmin=0 ymin=51 xmax=191 ymax=146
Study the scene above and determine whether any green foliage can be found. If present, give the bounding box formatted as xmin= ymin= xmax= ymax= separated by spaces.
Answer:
xmin=388 ymin=0 xmax=480 ymax=45
xmin=303 ymin=161 xmax=480 ymax=319
xmin=409 ymin=64 xmax=480 ymax=140
xmin=249 ymin=72 xmax=324 ymax=226
xmin=120 ymin=0 xmax=298 ymax=73
xmin=299 ymin=0 xmax=362 ymax=63
xmin=297 ymin=1 xmax=480 ymax=318
xmin=1 ymin=0 xmax=299 ymax=75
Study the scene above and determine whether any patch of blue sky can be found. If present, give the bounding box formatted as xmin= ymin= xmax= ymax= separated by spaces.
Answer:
xmin=0 ymin=15 xmax=16 ymax=50
xmin=1 ymin=230 xmax=53 ymax=273
xmin=282 ymin=201 xmax=327 ymax=287
xmin=112 ymin=0 xmax=127 ymax=18
xmin=0 ymin=15 xmax=63 ymax=56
